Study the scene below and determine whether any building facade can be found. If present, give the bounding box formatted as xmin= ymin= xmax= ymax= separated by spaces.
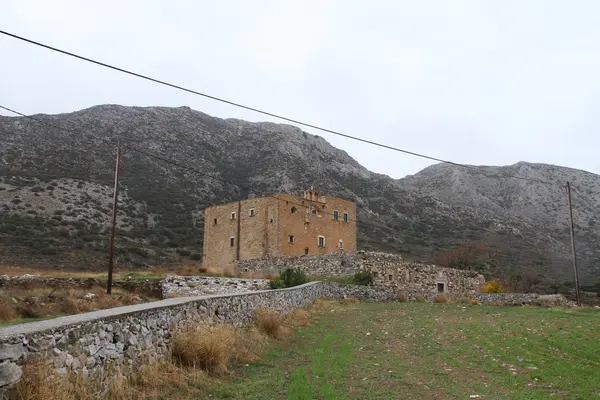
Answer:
xmin=202 ymin=189 xmax=357 ymax=272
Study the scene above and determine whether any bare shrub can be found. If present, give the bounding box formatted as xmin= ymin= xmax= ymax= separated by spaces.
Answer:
xmin=434 ymin=295 xmax=448 ymax=303
xmin=0 ymin=295 xmax=17 ymax=321
xmin=342 ymin=297 xmax=360 ymax=304
xmin=396 ymin=292 xmax=409 ymax=303
xmin=415 ymin=295 xmax=427 ymax=303
xmin=254 ymin=308 xmax=283 ymax=338
xmin=172 ymin=324 xmax=238 ymax=375
xmin=290 ymin=309 xmax=310 ymax=327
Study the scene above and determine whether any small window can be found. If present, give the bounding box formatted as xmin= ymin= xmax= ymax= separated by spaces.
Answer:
xmin=289 ymin=235 xmax=295 ymax=244
xmin=388 ymin=274 xmax=393 ymax=281
xmin=230 ymin=237 xmax=235 ymax=247
xmin=311 ymin=209 xmax=317 ymax=215
xmin=318 ymin=236 xmax=325 ymax=248
xmin=231 ymin=212 xmax=236 ymax=220
xmin=213 ymin=218 xmax=218 ymax=225
xmin=304 ymin=247 xmax=309 ymax=255
xmin=343 ymin=212 xmax=348 ymax=223
xmin=338 ymin=239 xmax=343 ymax=249
xmin=291 ymin=207 xmax=297 ymax=215
xmin=437 ymin=282 xmax=446 ymax=293
xmin=249 ymin=208 xmax=255 ymax=217
xmin=333 ymin=210 xmax=339 ymax=221
xmin=322 ymin=205 xmax=325 ymax=209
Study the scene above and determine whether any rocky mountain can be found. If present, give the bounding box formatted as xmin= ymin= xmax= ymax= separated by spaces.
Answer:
xmin=1 ymin=105 xmax=598 ymax=287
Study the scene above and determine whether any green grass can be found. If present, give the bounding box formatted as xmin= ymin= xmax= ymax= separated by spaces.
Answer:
xmin=190 ymin=302 xmax=600 ymax=400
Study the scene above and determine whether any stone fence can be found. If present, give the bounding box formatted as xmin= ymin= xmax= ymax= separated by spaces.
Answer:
xmin=237 ymin=252 xmax=361 ymax=276
xmin=0 ymin=275 xmax=162 ymax=298
xmin=236 ymin=251 xmax=485 ymax=298
xmin=160 ymin=276 xmax=270 ymax=298
xmin=476 ymin=293 xmax=576 ymax=307
xmin=0 ymin=282 xmax=393 ymax=390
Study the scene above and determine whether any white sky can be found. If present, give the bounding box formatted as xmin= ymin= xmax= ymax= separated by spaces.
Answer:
xmin=1 ymin=0 xmax=599 ymax=179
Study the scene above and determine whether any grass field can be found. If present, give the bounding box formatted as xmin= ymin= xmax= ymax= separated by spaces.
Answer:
xmin=194 ymin=302 xmax=599 ymax=400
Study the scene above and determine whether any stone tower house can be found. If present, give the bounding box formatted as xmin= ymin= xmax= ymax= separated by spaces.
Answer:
xmin=202 ymin=188 xmax=357 ymax=272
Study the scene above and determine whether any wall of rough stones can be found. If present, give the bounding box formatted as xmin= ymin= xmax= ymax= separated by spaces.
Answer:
xmin=0 ymin=281 xmax=393 ymax=390
xmin=362 ymin=257 xmax=485 ymax=298
xmin=0 ymin=275 xmax=162 ymax=298
xmin=160 ymin=276 xmax=270 ymax=297
xmin=476 ymin=293 xmax=575 ymax=307
xmin=237 ymin=252 xmax=361 ymax=276
xmin=236 ymin=251 xmax=485 ymax=297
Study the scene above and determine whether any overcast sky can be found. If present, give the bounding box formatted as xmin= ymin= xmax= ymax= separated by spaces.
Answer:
xmin=1 ymin=0 xmax=599 ymax=179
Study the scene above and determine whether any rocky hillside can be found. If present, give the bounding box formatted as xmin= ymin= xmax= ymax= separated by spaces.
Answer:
xmin=1 ymin=105 xmax=598 ymax=286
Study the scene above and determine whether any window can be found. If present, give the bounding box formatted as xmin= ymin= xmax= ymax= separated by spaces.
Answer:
xmin=230 ymin=237 xmax=235 ymax=247
xmin=304 ymin=247 xmax=309 ymax=255
xmin=213 ymin=218 xmax=218 ymax=226
xmin=231 ymin=212 xmax=236 ymax=220
xmin=289 ymin=235 xmax=295 ymax=244
xmin=291 ymin=207 xmax=297 ymax=215
xmin=318 ymin=236 xmax=325 ymax=248
xmin=338 ymin=239 xmax=343 ymax=249
xmin=437 ymin=282 xmax=446 ymax=293
xmin=389 ymin=274 xmax=393 ymax=281
xmin=333 ymin=210 xmax=339 ymax=221
xmin=311 ymin=209 xmax=317 ymax=215
xmin=249 ymin=208 xmax=255 ymax=217
xmin=343 ymin=212 xmax=348 ymax=223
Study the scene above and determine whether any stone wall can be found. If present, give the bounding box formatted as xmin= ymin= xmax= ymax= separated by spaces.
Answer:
xmin=160 ymin=276 xmax=270 ymax=297
xmin=237 ymin=252 xmax=360 ymax=276
xmin=0 ymin=282 xmax=392 ymax=390
xmin=362 ymin=255 xmax=485 ymax=298
xmin=236 ymin=251 xmax=485 ymax=297
xmin=0 ymin=275 xmax=162 ymax=298
xmin=476 ymin=293 xmax=576 ymax=307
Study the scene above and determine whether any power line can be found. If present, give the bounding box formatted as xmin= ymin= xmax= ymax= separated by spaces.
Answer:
xmin=0 ymin=29 xmax=555 ymax=185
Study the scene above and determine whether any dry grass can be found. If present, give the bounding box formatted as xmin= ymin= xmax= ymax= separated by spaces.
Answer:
xmin=290 ymin=309 xmax=310 ymax=327
xmin=433 ymin=295 xmax=448 ymax=303
xmin=396 ymin=292 xmax=409 ymax=303
xmin=342 ymin=297 xmax=360 ymax=304
xmin=172 ymin=315 xmax=274 ymax=376
xmin=0 ymin=287 xmax=145 ymax=323
xmin=415 ymin=295 xmax=427 ymax=303
xmin=254 ymin=308 xmax=284 ymax=338
xmin=457 ymin=296 xmax=479 ymax=305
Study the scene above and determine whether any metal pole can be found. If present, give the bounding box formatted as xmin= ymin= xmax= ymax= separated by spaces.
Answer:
xmin=107 ymin=146 xmax=121 ymax=295
xmin=566 ymin=181 xmax=582 ymax=306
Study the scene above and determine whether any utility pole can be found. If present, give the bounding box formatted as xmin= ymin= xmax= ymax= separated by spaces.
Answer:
xmin=107 ymin=146 xmax=121 ymax=295
xmin=566 ymin=181 xmax=582 ymax=306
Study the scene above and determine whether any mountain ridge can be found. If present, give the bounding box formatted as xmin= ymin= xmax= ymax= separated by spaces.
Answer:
xmin=1 ymin=104 xmax=598 ymax=288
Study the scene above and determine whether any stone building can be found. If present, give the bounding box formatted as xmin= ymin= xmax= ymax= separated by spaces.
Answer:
xmin=203 ymin=188 xmax=356 ymax=272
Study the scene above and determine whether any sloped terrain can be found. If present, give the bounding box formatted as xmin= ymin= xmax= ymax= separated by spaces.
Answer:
xmin=1 ymin=105 xmax=598 ymax=285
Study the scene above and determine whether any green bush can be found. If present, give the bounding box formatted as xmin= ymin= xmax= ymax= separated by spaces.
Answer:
xmin=269 ymin=268 xmax=308 ymax=289
xmin=353 ymin=270 xmax=374 ymax=286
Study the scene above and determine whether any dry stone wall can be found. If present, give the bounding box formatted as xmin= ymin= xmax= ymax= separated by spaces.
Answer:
xmin=0 ymin=281 xmax=392 ymax=391
xmin=0 ymin=275 xmax=162 ymax=298
xmin=237 ymin=251 xmax=485 ymax=297
xmin=160 ymin=276 xmax=270 ymax=297
xmin=362 ymin=256 xmax=485 ymax=299
xmin=237 ymin=252 xmax=360 ymax=276
xmin=476 ymin=293 xmax=575 ymax=307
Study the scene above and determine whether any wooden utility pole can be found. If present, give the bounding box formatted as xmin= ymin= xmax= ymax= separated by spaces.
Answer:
xmin=566 ymin=181 xmax=582 ymax=306
xmin=107 ymin=146 xmax=121 ymax=295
